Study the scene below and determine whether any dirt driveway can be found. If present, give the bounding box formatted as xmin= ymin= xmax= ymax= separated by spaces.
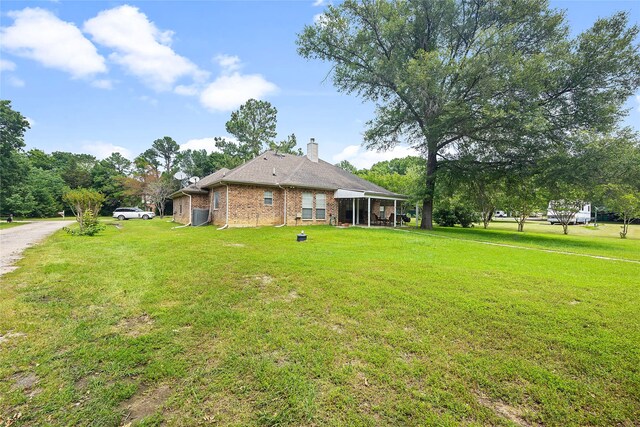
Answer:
xmin=0 ymin=221 xmax=74 ymax=276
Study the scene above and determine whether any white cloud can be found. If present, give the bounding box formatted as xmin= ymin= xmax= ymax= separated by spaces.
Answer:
xmin=84 ymin=5 xmax=208 ymax=91
xmin=1 ymin=8 xmax=106 ymax=78
xmin=313 ymin=0 xmax=326 ymax=6
xmin=91 ymin=79 xmax=113 ymax=89
xmin=0 ymin=59 xmax=16 ymax=71
xmin=8 ymin=76 xmax=25 ymax=87
xmin=214 ymin=54 xmax=242 ymax=73
xmin=81 ymin=141 xmax=132 ymax=159
xmin=332 ymin=144 xmax=420 ymax=169
xmin=200 ymin=72 xmax=278 ymax=112
xmin=180 ymin=137 xmax=223 ymax=152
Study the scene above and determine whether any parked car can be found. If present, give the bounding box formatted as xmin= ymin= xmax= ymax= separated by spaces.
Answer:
xmin=113 ymin=207 xmax=155 ymax=220
xmin=494 ymin=210 xmax=507 ymax=218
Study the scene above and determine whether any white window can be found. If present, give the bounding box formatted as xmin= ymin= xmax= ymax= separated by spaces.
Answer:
xmin=264 ymin=191 xmax=273 ymax=206
xmin=302 ymin=192 xmax=313 ymax=219
xmin=316 ymin=193 xmax=326 ymax=220
xmin=213 ymin=191 xmax=220 ymax=210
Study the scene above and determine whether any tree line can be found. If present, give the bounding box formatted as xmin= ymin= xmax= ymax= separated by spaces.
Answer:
xmin=0 ymin=99 xmax=300 ymax=219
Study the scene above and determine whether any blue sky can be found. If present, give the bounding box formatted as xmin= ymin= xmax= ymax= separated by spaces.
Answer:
xmin=1 ymin=0 xmax=638 ymax=169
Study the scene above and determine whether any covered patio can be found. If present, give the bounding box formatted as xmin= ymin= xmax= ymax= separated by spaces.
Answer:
xmin=334 ymin=189 xmax=408 ymax=227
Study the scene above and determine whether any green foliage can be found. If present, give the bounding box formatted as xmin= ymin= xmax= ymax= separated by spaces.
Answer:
xmin=335 ymin=159 xmax=358 ymax=174
xmin=63 ymin=188 xmax=105 ymax=234
xmin=151 ymin=136 xmax=180 ymax=173
xmin=269 ymin=133 xmax=302 ymax=155
xmin=298 ymin=0 xmax=640 ymax=229
xmin=63 ymin=209 xmax=105 ymax=236
xmin=0 ymin=100 xmax=30 ymax=212
xmin=433 ymin=200 xmax=479 ymax=227
xmin=225 ymin=99 xmax=278 ymax=159
xmin=597 ymin=183 xmax=640 ymax=238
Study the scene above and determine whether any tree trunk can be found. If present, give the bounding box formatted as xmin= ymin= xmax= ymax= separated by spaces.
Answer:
xmin=562 ymin=223 xmax=569 ymax=235
xmin=420 ymin=148 xmax=438 ymax=230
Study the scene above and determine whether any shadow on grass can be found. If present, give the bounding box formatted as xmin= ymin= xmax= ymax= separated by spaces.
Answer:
xmin=413 ymin=225 xmax=635 ymax=256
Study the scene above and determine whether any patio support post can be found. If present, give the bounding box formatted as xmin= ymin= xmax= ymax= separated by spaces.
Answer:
xmin=352 ymin=198 xmax=356 ymax=225
xmin=367 ymin=197 xmax=371 ymax=227
xmin=393 ymin=200 xmax=397 ymax=227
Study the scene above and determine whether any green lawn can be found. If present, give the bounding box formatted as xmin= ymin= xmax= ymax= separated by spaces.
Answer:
xmin=1 ymin=221 xmax=638 ymax=426
xmin=0 ymin=222 xmax=27 ymax=229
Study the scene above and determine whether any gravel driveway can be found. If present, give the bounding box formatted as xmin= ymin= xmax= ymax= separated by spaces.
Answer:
xmin=0 ymin=221 xmax=74 ymax=276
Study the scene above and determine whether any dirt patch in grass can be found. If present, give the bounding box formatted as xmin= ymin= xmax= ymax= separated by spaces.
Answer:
xmin=476 ymin=392 xmax=534 ymax=426
xmin=223 ymin=242 xmax=246 ymax=248
xmin=0 ymin=331 xmax=26 ymax=345
xmin=116 ymin=313 xmax=154 ymax=337
xmin=120 ymin=384 xmax=171 ymax=424
xmin=11 ymin=372 xmax=38 ymax=391
xmin=569 ymin=300 xmax=581 ymax=305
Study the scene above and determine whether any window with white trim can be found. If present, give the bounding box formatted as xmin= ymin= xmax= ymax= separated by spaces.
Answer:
xmin=302 ymin=192 xmax=313 ymax=219
xmin=264 ymin=191 xmax=273 ymax=206
xmin=213 ymin=191 xmax=220 ymax=210
xmin=316 ymin=193 xmax=326 ymax=220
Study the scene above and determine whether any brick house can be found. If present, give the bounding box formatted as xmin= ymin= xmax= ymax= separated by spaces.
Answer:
xmin=170 ymin=139 xmax=407 ymax=228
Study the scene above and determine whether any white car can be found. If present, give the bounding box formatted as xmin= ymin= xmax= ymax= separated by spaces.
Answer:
xmin=494 ymin=210 xmax=507 ymax=218
xmin=113 ymin=207 xmax=155 ymax=220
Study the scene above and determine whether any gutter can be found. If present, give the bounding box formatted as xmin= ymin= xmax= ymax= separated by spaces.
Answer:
xmin=216 ymin=184 xmax=229 ymax=230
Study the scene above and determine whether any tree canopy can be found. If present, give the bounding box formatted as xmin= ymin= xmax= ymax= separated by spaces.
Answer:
xmin=298 ymin=0 xmax=640 ymax=229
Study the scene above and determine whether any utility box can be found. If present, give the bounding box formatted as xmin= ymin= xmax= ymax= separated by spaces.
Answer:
xmin=192 ymin=209 xmax=209 ymax=226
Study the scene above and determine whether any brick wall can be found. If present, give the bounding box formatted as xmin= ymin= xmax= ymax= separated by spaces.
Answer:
xmin=172 ymin=194 xmax=209 ymax=225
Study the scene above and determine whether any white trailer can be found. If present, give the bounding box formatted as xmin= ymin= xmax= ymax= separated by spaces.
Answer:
xmin=547 ymin=202 xmax=591 ymax=225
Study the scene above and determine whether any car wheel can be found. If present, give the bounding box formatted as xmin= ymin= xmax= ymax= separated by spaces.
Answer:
xmin=118 ymin=215 xmax=125 ymax=221
xmin=142 ymin=214 xmax=149 ymax=220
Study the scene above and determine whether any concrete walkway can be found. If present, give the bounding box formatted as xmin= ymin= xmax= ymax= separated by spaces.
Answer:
xmin=0 ymin=221 xmax=74 ymax=276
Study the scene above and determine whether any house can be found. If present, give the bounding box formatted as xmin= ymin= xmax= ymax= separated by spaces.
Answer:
xmin=170 ymin=139 xmax=407 ymax=228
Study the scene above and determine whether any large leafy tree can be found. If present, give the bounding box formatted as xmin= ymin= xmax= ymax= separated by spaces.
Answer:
xmin=225 ymin=99 xmax=278 ymax=159
xmin=151 ymin=136 xmax=180 ymax=173
xmin=0 ymin=100 xmax=31 ymax=212
xmin=298 ymin=0 xmax=640 ymax=229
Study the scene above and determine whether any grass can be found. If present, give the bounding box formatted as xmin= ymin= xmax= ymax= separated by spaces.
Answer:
xmin=0 ymin=222 xmax=27 ymax=229
xmin=1 ymin=221 xmax=639 ymax=426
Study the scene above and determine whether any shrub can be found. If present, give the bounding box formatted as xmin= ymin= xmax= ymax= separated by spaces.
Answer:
xmin=434 ymin=206 xmax=457 ymax=227
xmin=63 ymin=209 xmax=105 ymax=236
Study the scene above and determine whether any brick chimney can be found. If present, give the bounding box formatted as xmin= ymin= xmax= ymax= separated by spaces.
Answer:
xmin=307 ymin=138 xmax=318 ymax=163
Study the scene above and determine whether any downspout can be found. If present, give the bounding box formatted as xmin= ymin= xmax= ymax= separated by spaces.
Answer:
xmin=275 ymin=184 xmax=287 ymax=227
xmin=171 ymin=190 xmax=192 ymax=229
xmin=217 ymin=184 xmax=229 ymax=230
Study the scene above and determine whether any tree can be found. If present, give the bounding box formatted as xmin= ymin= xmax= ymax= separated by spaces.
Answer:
xmin=598 ymin=184 xmax=640 ymax=238
xmin=63 ymin=188 xmax=105 ymax=235
xmin=298 ymin=0 xmax=640 ymax=229
xmin=269 ymin=133 xmax=302 ymax=155
xmin=152 ymin=136 xmax=180 ymax=173
xmin=336 ymin=160 xmax=358 ymax=174
xmin=103 ymin=152 xmax=131 ymax=175
xmin=0 ymin=100 xmax=30 ymax=212
xmin=147 ymin=176 xmax=176 ymax=218
xmin=226 ymin=99 xmax=278 ymax=159
xmin=548 ymin=197 xmax=586 ymax=235
xmin=504 ymin=176 xmax=546 ymax=232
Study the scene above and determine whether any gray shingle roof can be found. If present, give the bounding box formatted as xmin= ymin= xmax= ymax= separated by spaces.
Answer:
xmin=197 ymin=151 xmax=405 ymax=198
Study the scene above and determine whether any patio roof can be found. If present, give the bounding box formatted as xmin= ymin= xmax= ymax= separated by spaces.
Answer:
xmin=334 ymin=189 xmax=408 ymax=201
